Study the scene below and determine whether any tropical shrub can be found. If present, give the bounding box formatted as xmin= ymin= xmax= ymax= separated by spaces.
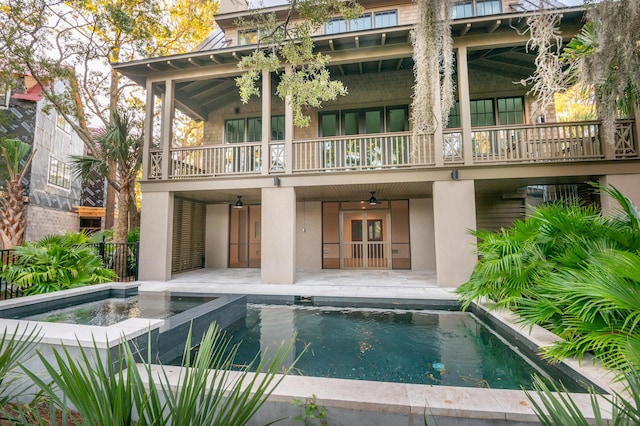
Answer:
xmin=526 ymin=369 xmax=640 ymax=425
xmin=457 ymin=185 xmax=640 ymax=374
xmin=0 ymin=326 xmax=39 ymax=412
xmin=1 ymin=232 xmax=116 ymax=295
xmin=12 ymin=323 xmax=297 ymax=425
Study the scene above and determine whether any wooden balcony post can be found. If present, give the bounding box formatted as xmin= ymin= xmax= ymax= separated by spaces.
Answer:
xmin=261 ymin=69 xmax=271 ymax=175
xmin=433 ymin=71 xmax=444 ymax=167
xmin=634 ymin=105 xmax=640 ymax=154
xmin=161 ymin=79 xmax=175 ymax=179
xmin=457 ymin=46 xmax=473 ymax=166
xmin=142 ymin=79 xmax=153 ymax=180
xmin=284 ymin=65 xmax=294 ymax=174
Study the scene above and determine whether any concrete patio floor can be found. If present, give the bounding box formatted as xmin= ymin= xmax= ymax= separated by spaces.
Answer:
xmin=137 ymin=268 xmax=458 ymax=301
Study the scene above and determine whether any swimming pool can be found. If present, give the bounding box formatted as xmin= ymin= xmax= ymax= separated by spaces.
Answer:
xmin=20 ymin=295 xmax=217 ymax=326
xmin=185 ymin=304 xmax=575 ymax=391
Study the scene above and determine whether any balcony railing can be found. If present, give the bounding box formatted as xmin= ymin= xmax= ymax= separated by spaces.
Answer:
xmin=146 ymin=120 xmax=638 ymax=179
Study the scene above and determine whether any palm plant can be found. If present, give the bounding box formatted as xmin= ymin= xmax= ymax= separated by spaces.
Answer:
xmin=1 ymin=232 xmax=115 ymax=295
xmin=15 ymin=323 xmax=298 ymax=425
xmin=0 ymin=138 xmax=36 ymax=249
xmin=72 ymin=110 xmax=142 ymax=245
xmin=458 ymin=184 xmax=640 ymax=374
xmin=526 ymin=369 xmax=640 ymax=425
xmin=0 ymin=325 xmax=40 ymax=412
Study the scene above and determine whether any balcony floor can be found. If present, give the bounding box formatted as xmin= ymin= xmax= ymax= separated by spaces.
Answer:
xmin=137 ymin=268 xmax=456 ymax=301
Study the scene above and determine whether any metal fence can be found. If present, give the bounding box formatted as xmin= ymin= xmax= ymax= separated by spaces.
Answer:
xmin=0 ymin=241 xmax=140 ymax=300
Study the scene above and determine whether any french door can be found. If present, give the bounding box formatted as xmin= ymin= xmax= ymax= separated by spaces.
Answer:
xmin=341 ymin=210 xmax=390 ymax=269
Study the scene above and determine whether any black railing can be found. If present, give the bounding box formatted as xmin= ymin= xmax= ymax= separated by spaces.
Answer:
xmin=0 ymin=241 xmax=140 ymax=300
xmin=89 ymin=239 xmax=140 ymax=283
xmin=0 ymin=249 xmax=23 ymax=300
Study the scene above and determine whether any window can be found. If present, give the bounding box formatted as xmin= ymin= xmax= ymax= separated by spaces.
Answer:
xmin=448 ymin=97 xmax=524 ymax=128
xmin=476 ymin=0 xmax=501 ymax=16
xmin=451 ymin=1 xmax=473 ymax=19
xmin=225 ymin=118 xmax=245 ymax=143
xmin=0 ymin=86 xmax=10 ymax=109
xmin=224 ymin=116 xmax=286 ymax=143
xmin=325 ymin=10 xmax=397 ymax=34
xmin=446 ymin=102 xmax=461 ymax=129
xmin=451 ymin=0 xmax=501 ymax=19
xmin=48 ymin=156 xmax=71 ymax=189
xmin=319 ymin=105 xmax=408 ymax=135
xmin=271 ymin=115 xmax=285 ymax=140
xmin=497 ymin=97 xmax=524 ymax=125
xmin=470 ymin=99 xmax=495 ymax=127
xmin=238 ymin=29 xmax=258 ymax=46
xmin=374 ymin=11 xmax=398 ymax=28
xmin=57 ymin=114 xmax=71 ymax=133
xmin=325 ymin=17 xmax=347 ymax=34
xmin=349 ymin=13 xmax=372 ymax=31
xmin=387 ymin=106 xmax=409 ymax=132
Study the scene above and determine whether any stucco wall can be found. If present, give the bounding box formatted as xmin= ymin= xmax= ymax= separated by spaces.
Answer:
xmin=409 ymin=198 xmax=436 ymax=271
xmin=205 ymin=204 xmax=230 ymax=268
xmin=296 ymin=200 xmax=322 ymax=271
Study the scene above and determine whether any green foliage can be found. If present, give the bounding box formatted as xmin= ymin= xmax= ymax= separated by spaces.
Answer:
xmin=1 ymin=232 xmax=116 ymax=295
xmin=526 ymin=369 xmax=640 ymax=425
xmin=293 ymin=394 xmax=328 ymax=426
xmin=0 ymin=325 xmax=40 ymax=408
xmin=15 ymin=323 xmax=298 ymax=425
xmin=235 ymin=0 xmax=362 ymax=127
xmin=457 ymin=185 xmax=640 ymax=374
xmin=0 ymin=138 xmax=35 ymax=183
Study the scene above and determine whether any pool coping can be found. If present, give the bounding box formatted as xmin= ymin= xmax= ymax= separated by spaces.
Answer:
xmin=0 ymin=284 xmax=623 ymax=423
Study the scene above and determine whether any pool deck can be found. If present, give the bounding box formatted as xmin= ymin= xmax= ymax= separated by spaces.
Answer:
xmin=137 ymin=268 xmax=457 ymax=301
xmin=135 ymin=269 xmax=618 ymax=425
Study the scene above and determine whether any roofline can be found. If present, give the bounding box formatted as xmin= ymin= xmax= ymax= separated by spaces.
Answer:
xmin=112 ymin=6 xmax=585 ymax=73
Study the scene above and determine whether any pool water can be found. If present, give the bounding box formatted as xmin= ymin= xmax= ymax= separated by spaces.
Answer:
xmin=22 ymin=295 xmax=216 ymax=326
xmin=220 ymin=304 xmax=554 ymax=390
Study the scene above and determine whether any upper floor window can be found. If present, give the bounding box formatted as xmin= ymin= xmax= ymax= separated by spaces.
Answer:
xmin=57 ymin=114 xmax=71 ymax=133
xmin=447 ymin=97 xmax=524 ymax=127
xmin=225 ymin=115 xmax=286 ymax=143
xmin=48 ymin=156 xmax=71 ymax=189
xmin=238 ymin=29 xmax=258 ymax=46
xmin=451 ymin=0 xmax=501 ymax=19
xmin=319 ymin=105 xmax=408 ymax=136
xmin=325 ymin=10 xmax=397 ymax=34
xmin=0 ymin=86 xmax=10 ymax=109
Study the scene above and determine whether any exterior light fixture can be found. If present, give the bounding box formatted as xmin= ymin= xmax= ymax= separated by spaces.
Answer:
xmin=451 ymin=169 xmax=459 ymax=180
xmin=369 ymin=191 xmax=377 ymax=205
xmin=234 ymin=195 xmax=244 ymax=209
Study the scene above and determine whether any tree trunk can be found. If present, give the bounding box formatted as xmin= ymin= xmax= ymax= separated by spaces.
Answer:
xmin=0 ymin=179 xmax=27 ymax=248
xmin=109 ymin=177 xmax=132 ymax=279
xmin=128 ymin=185 xmax=140 ymax=230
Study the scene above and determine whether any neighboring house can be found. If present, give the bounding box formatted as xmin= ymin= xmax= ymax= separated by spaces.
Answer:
xmin=0 ymin=74 xmax=102 ymax=241
xmin=113 ymin=0 xmax=640 ymax=286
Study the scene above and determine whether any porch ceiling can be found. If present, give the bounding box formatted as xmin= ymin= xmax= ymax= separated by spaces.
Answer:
xmin=174 ymin=181 xmax=433 ymax=206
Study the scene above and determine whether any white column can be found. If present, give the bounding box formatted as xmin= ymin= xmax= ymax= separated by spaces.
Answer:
xmin=284 ymin=65 xmax=294 ymax=174
xmin=433 ymin=180 xmax=477 ymax=287
xmin=142 ymin=80 xmax=154 ymax=179
xmin=261 ymin=69 xmax=271 ymax=175
xmin=457 ymin=46 xmax=473 ymax=166
xmin=261 ymin=186 xmax=296 ymax=283
xmin=139 ymin=191 xmax=174 ymax=281
xmin=161 ymin=79 xmax=174 ymax=179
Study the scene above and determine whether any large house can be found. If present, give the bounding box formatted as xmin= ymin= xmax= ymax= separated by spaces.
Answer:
xmin=113 ymin=0 xmax=640 ymax=286
xmin=0 ymin=75 xmax=104 ymax=242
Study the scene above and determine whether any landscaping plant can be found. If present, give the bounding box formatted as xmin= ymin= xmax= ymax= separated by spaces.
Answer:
xmin=457 ymin=185 xmax=640 ymax=374
xmin=12 ymin=323 xmax=297 ymax=425
xmin=1 ymin=232 xmax=116 ymax=295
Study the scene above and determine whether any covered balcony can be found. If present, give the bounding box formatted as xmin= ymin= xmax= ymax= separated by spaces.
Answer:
xmin=146 ymin=120 xmax=638 ymax=179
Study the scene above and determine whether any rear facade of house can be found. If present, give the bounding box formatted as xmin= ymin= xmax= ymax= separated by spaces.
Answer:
xmin=114 ymin=0 xmax=640 ymax=286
